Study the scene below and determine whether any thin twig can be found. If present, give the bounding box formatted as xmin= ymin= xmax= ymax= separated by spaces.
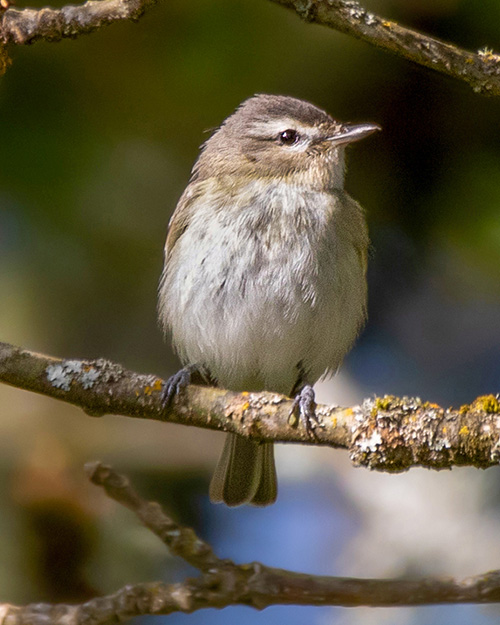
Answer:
xmin=2 ymin=462 xmax=500 ymax=624
xmin=269 ymin=0 xmax=500 ymax=95
xmin=0 ymin=0 xmax=158 ymax=45
xmin=0 ymin=0 xmax=498 ymax=96
xmin=1 ymin=340 xmax=500 ymax=472
xmin=85 ymin=461 xmax=222 ymax=571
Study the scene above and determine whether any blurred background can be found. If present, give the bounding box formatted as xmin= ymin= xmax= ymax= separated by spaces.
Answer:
xmin=1 ymin=0 xmax=500 ymax=622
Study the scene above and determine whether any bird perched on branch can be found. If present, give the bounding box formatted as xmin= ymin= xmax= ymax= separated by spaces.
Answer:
xmin=159 ymin=94 xmax=379 ymax=506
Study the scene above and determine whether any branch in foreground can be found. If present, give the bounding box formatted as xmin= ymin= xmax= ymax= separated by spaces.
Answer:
xmin=1 ymin=340 xmax=500 ymax=473
xmin=269 ymin=0 xmax=500 ymax=96
xmin=0 ymin=0 xmax=158 ymax=45
xmin=2 ymin=462 xmax=500 ymax=625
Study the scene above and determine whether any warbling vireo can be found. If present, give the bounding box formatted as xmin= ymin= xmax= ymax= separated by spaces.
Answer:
xmin=159 ymin=94 xmax=379 ymax=506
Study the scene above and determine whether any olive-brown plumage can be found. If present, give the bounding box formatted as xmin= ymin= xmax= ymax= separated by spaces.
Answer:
xmin=159 ymin=94 xmax=379 ymax=506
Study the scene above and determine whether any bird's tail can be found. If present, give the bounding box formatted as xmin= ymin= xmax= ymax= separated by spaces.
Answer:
xmin=209 ymin=433 xmax=277 ymax=506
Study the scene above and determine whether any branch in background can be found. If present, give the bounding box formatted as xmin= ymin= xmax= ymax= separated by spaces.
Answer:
xmin=269 ymin=0 xmax=500 ymax=96
xmin=84 ymin=461 xmax=221 ymax=572
xmin=0 ymin=0 xmax=158 ymax=46
xmin=1 ymin=340 xmax=500 ymax=472
xmin=1 ymin=462 xmax=500 ymax=624
xmin=0 ymin=0 xmax=498 ymax=96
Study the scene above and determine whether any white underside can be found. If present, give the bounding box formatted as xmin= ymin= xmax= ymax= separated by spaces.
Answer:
xmin=159 ymin=179 xmax=368 ymax=395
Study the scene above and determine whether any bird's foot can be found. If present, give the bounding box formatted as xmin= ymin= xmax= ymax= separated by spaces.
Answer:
xmin=161 ymin=365 xmax=196 ymax=411
xmin=288 ymin=384 xmax=323 ymax=439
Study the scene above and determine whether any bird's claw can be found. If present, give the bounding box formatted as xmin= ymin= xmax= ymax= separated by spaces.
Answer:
xmin=289 ymin=384 xmax=323 ymax=439
xmin=161 ymin=366 xmax=193 ymax=411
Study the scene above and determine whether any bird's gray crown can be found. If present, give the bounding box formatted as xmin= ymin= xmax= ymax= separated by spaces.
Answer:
xmin=223 ymin=94 xmax=335 ymax=133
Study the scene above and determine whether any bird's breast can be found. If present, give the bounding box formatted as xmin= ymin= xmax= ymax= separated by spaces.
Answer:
xmin=160 ymin=181 xmax=368 ymax=394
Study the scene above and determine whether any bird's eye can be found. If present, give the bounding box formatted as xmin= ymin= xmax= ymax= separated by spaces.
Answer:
xmin=278 ymin=129 xmax=300 ymax=145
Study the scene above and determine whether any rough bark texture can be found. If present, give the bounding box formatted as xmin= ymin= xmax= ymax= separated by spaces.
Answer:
xmin=0 ymin=0 xmax=499 ymax=95
xmin=269 ymin=0 xmax=500 ymax=95
xmin=0 ymin=0 xmax=158 ymax=45
xmin=1 ymin=340 xmax=500 ymax=472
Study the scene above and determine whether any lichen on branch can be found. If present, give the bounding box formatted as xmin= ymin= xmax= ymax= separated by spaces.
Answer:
xmin=1 ymin=0 xmax=500 ymax=96
xmin=1 ymin=340 xmax=500 ymax=473
xmin=269 ymin=0 xmax=500 ymax=96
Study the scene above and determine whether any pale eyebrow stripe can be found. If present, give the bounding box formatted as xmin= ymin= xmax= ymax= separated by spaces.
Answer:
xmin=249 ymin=119 xmax=314 ymax=137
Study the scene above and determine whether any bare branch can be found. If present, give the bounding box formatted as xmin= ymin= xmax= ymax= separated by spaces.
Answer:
xmin=0 ymin=0 xmax=158 ymax=45
xmin=3 ymin=568 xmax=500 ymax=624
xmin=0 ymin=0 xmax=497 ymax=94
xmin=1 ymin=340 xmax=500 ymax=472
xmin=85 ymin=461 xmax=222 ymax=572
xmin=269 ymin=0 xmax=500 ymax=96
xmin=2 ymin=462 xmax=500 ymax=624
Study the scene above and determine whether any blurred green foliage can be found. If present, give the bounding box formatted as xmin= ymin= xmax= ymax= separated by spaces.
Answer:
xmin=1 ymin=0 xmax=500 ymax=615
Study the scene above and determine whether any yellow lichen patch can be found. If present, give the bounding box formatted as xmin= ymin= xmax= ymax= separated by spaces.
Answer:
xmin=374 ymin=396 xmax=395 ymax=412
xmin=459 ymin=425 xmax=470 ymax=437
xmin=476 ymin=395 xmax=500 ymax=413
xmin=152 ymin=379 xmax=163 ymax=392
xmin=144 ymin=385 xmax=152 ymax=396
xmin=382 ymin=20 xmax=393 ymax=27
xmin=241 ymin=401 xmax=250 ymax=412
xmin=478 ymin=47 xmax=498 ymax=60
xmin=459 ymin=403 xmax=470 ymax=415
xmin=241 ymin=391 xmax=249 ymax=397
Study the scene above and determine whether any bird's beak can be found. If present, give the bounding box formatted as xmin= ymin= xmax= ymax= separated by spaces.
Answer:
xmin=326 ymin=122 xmax=381 ymax=146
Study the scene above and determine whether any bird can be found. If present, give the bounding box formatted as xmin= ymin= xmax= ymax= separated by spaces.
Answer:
xmin=158 ymin=94 xmax=380 ymax=506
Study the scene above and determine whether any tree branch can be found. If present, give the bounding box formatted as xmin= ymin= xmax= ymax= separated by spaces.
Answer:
xmin=269 ymin=0 xmax=500 ymax=96
xmin=0 ymin=0 xmax=496 ymax=98
xmin=2 ymin=462 xmax=500 ymax=624
xmin=0 ymin=0 xmax=497 ymax=95
xmin=0 ymin=0 xmax=158 ymax=46
xmin=1 ymin=340 xmax=500 ymax=473
xmin=85 ymin=461 xmax=222 ymax=572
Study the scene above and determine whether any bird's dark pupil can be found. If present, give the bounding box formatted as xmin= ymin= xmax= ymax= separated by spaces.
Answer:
xmin=280 ymin=129 xmax=298 ymax=144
